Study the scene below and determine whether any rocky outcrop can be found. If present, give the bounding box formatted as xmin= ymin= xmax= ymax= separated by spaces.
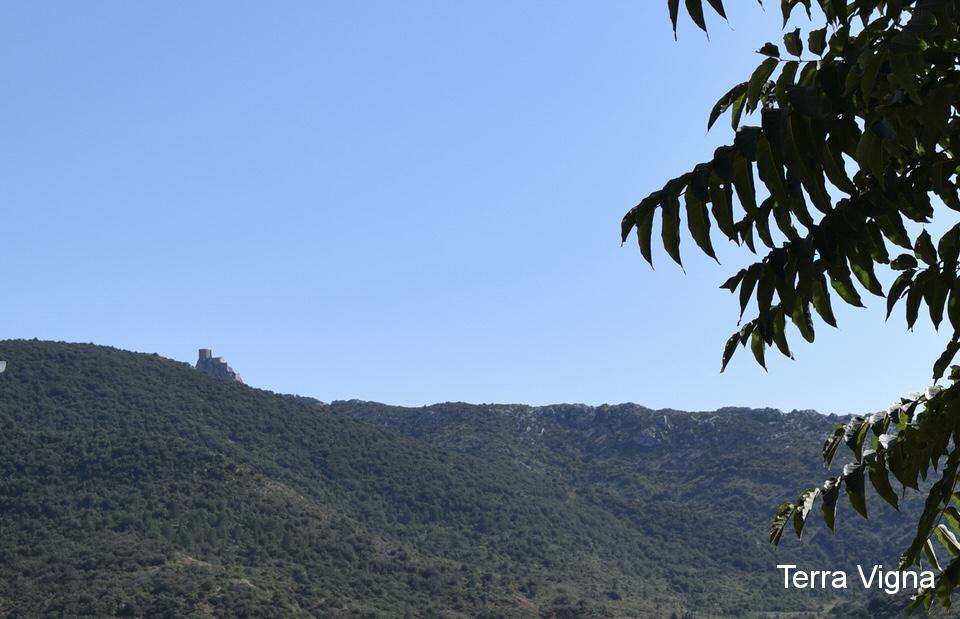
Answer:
xmin=196 ymin=349 xmax=243 ymax=383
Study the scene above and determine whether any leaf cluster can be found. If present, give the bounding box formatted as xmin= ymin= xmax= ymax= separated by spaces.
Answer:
xmin=625 ymin=0 xmax=960 ymax=373
xmin=770 ymin=381 xmax=960 ymax=612
xmin=629 ymin=0 xmax=960 ymax=610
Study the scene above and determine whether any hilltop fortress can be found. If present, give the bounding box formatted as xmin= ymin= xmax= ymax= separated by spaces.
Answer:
xmin=196 ymin=348 xmax=243 ymax=383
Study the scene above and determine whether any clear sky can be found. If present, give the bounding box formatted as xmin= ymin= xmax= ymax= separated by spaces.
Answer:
xmin=1 ymin=2 xmax=947 ymax=415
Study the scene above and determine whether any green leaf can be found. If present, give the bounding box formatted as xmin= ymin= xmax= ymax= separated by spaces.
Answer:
xmin=808 ymin=27 xmax=827 ymax=55
xmin=684 ymin=0 xmax=707 ymax=33
xmin=739 ymin=264 xmax=760 ymax=318
xmin=783 ymin=28 xmax=803 ymax=57
xmin=730 ymin=92 xmax=747 ymax=130
xmin=720 ymin=331 xmax=740 ymax=372
xmin=843 ymin=416 xmax=869 ymax=459
xmin=886 ymin=270 xmax=914 ymax=319
xmin=732 ymin=155 xmax=757 ymax=213
xmin=936 ymin=524 xmax=960 ymax=557
xmin=855 ymin=130 xmax=885 ymax=181
xmin=900 ymin=466 xmax=960 ymax=569
xmin=907 ymin=280 xmax=924 ymax=329
xmin=775 ymin=61 xmax=799 ymax=106
xmin=720 ymin=269 xmax=744 ymax=293
xmin=860 ymin=50 xmax=885 ymax=103
xmin=848 ymin=253 xmax=883 ymax=297
xmin=949 ymin=280 xmax=960 ymax=332
xmin=829 ymin=0 xmax=845 ymax=22
xmin=740 ymin=221 xmax=756 ymax=253
xmin=925 ymin=539 xmax=943 ymax=572
xmin=709 ymin=178 xmax=737 ymax=241
xmin=755 ymin=138 xmax=789 ymax=208
xmin=828 ymin=267 xmax=865 ymax=308
xmin=791 ymin=301 xmax=815 ymax=343
xmin=779 ymin=0 xmax=805 ymax=25
xmin=822 ymin=424 xmax=845 ymax=466
xmin=750 ymin=328 xmax=767 ymax=370
xmin=757 ymin=263 xmax=775 ymax=316
xmin=868 ymin=453 xmax=899 ymax=510
xmin=668 ymin=0 xmax=680 ymax=37
xmin=712 ymin=145 xmax=736 ymax=182
xmin=890 ymin=254 xmax=918 ymax=271
xmin=708 ymin=82 xmax=748 ymax=131
xmin=734 ymin=125 xmax=761 ymax=162
xmin=661 ymin=193 xmax=683 ymax=267
xmin=864 ymin=221 xmax=890 ymax=264
xmin=820 ymin=140 xmax=855 ymax=193
xmin=621 ymin=196 xmax=649 ymax=244
xmin=869 ymin=412 xmax=890 ymax=437
xmin=877 ymin=211 xmax=912 ymax=250
xmin=843 ymin=462 xmax=868 ymax=518
xmin=792 ymin=488 xmax=819 ymax=539
xmin=685 ymin=187 xmax=718 ymax=261
xmin=811 ymin=275 xmax=838 ymax=327
xmin=772 ymin=308 xmax=792 ymax=358
xmin=927 ymin=270 xmax=949 ymax=330
xmin=758 ymin=42 xmax=781 ymax=57
xmin=889 ymin=50 xmax=921 ymax=104
xmin=747 ymin=58 xmax=779 ymax=111
xmin=632 ymin=196 xmax=661 ymax=266
xmin=705 ymin=0 xmax=726 ymax=19
xmin=945 ymin=506 xmax=960 ymax=534
xmin=916 ymin=230 xmax=938 ymax=266
xmin=934 ymin=340 xmax=960 ymax=382
xmin=785 ymin=116 xmax=830 ymax=213
xmin=796 ymin=60 xmax=817 ymax=88
xmin=771 ymin=208 xmax=798 ymax=248
xmin=821 ymin=477 xmax=840 ymax=531
xmin=770 ymin=502 xmax=793 ymax=544
xmin=940 ymin=224 xmax=960 ymax=267
xmin=933 ymin=561 xmax=960 ymax=609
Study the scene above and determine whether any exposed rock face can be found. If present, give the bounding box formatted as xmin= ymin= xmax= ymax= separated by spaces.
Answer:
xmin=196 ymin=349 xmax=243 ymax=383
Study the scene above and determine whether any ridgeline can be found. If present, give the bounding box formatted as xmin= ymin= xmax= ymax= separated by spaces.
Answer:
xmin=0 ymin=340 xmax=916 ymax=617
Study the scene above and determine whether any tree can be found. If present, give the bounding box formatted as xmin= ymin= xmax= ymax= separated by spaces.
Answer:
xmin=620 ymin=0 xmax=960 ymax=611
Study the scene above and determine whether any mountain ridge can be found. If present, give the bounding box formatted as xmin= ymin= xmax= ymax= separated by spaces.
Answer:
xmin=0 ymin=340 xmax=919 ymax=617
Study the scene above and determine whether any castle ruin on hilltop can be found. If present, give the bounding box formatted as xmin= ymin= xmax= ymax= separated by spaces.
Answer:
xmin=196 ymin=349 xmax=243 ymax=383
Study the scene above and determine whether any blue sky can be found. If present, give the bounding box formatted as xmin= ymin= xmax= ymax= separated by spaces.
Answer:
xmin=0 ymin=2 xmax=947 ymax=415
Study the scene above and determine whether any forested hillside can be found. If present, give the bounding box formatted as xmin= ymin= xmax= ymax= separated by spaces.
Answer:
xmin=0 ymin=340 xmax=927 ymax=617
xmin=330 ymin=400 xmax=929 ymax=617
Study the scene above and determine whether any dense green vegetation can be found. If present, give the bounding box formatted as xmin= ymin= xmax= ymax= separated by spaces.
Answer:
xmin=0 ymin=340 xmax=932 ymax=616
xmin=333 ymin=400 xmax=931 ymax=616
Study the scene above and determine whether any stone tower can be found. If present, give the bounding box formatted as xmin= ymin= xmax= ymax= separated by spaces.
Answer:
xmin=195 ymin=348 xmax=243 ymax=383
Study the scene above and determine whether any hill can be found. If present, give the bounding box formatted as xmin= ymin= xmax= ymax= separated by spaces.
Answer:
xmin=0 ymin=340 xmax=926 ymax=617
xmin=329 ymin=400 xmax=926 ymax=617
